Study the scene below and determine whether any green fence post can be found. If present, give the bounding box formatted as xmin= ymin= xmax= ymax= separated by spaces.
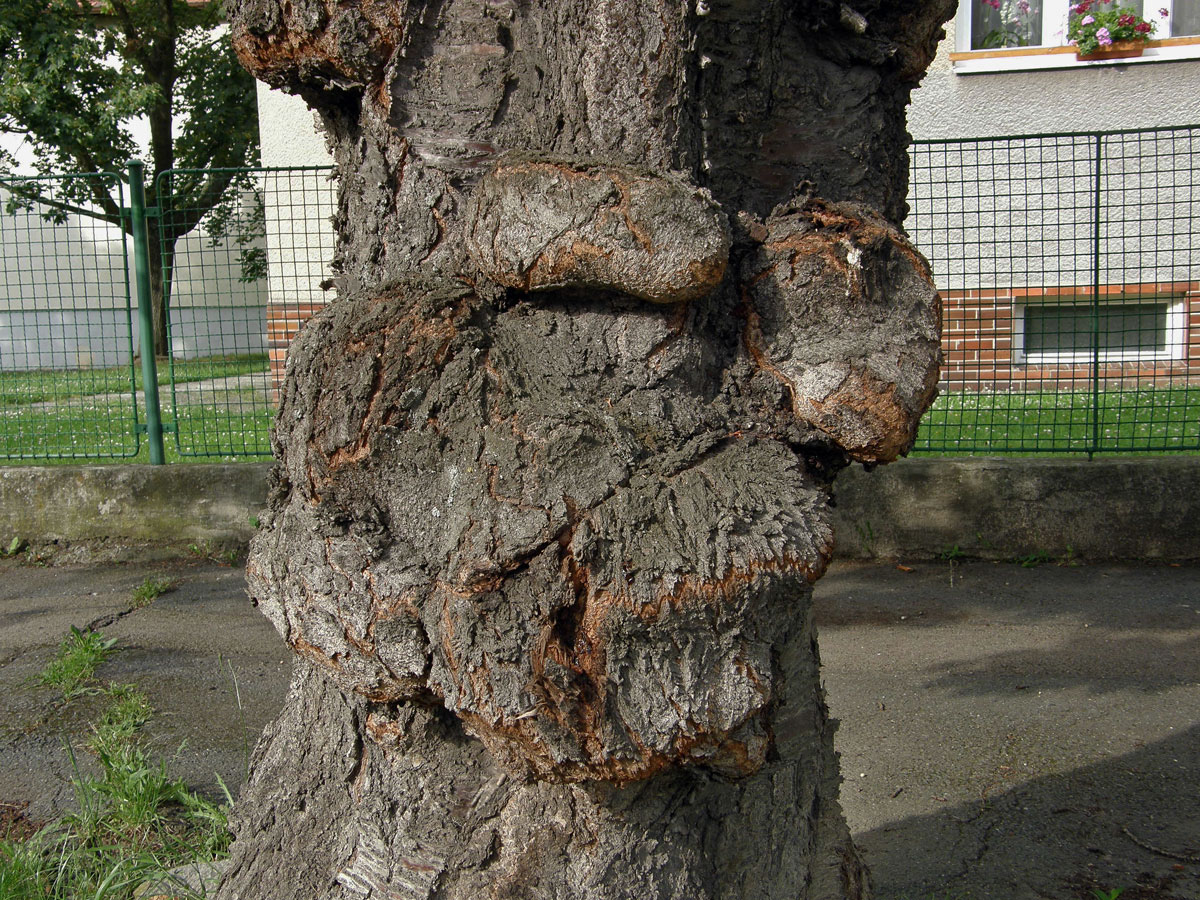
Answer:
xmin=128 ymin=160 xmax=166 ymax=465
xmin=1090 ymin=134 xmax=1103 ymax=461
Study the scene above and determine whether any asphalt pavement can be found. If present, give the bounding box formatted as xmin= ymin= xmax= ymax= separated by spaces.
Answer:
xmin=1 ymin=556 xmax=1197 ymax=900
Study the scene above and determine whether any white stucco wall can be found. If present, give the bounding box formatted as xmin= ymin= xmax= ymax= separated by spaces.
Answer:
xmin=255 ymin=82 xmax=338 ymax=312
xmin=0 ymin=184 xmax=273 ymax=370
xmin=909 ymin=19 xmax=1200 ymax=139
xmin=0 ymin=197 xmax=131 ymax=367
xmin=257 ymin=83 xmax=334 ymax=168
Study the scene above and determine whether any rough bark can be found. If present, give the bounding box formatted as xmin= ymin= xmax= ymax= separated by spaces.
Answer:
xmin=219 ymin=2 xmax=953 ymax=898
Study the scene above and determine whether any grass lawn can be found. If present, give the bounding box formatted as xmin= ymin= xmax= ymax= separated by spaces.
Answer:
xmin=4 ymin=362 xmax=1199 ymax=461
xmin=0 ymin=354 xmax=268 ymax=407
xmin=0 ymin=354 xmax=274 ymax=462
xmin=0 ymin=400 xmax=274 ymax=462
xmin=915 ymin=386 xmax=1200 ymax=455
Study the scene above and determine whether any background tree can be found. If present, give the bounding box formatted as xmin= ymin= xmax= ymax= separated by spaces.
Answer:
xmin=0 ymin=0 xmax=259 ymax=355
xmin=218 ymin=1 xmax=954 ymax=898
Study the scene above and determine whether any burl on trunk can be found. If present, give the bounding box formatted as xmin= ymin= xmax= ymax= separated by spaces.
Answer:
xmin=218 ymin=2 xmax=952 ymax=898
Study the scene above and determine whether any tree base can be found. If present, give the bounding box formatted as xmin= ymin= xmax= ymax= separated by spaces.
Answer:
xmin=218 ymin=629 xmax=870 ymax=900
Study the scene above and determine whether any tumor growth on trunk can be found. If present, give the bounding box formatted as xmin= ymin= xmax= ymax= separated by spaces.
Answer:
xmin=217 ymin=2 xmax=953 ymax=898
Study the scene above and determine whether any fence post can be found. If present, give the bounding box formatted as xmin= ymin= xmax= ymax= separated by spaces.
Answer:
xmin=1089 ymin=133 xmax=1103 ymax=461
xmin=128 ymin=160 xmax=166 ymax=465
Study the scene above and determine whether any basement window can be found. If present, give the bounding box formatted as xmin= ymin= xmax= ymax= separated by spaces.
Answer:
xmin=1014 ymin=295 xmax=1186 ymax=362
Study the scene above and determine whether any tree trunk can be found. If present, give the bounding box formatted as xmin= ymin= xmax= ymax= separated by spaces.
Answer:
xmin=219 ymin=2 xmax=953 ymax=898
xmin=146 ymin=224 xmax=172 ymax=359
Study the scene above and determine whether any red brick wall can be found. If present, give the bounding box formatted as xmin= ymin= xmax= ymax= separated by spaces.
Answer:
xmin=941 ymin=282 xmax=1200 ymax=392
xmin=264 ymin=283 xmax=1199 ymax=403
xmin=266 ymin=300 xmax=328 ymax=400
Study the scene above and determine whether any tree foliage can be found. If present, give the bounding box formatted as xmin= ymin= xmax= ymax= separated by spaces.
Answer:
xmin=0 ymin=0 xmax=258 ymax=225
xmin=0 ymin=0 xmax=260 ymax=352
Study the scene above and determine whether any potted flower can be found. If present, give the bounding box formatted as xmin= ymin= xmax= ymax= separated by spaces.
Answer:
xmin=1068 ymin=1 xmax=1165 ymax=61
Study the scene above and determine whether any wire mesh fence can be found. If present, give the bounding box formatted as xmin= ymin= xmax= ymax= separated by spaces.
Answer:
xmin=0 ymin=172 xmax=144 ymax=460
xmin=908 ymin=125 xmax=1200 ymax=455
xmin=0 ymin=164 xmax=336 ymax=462
xmin=1 ymin=129 xmax=1198 ymax=463
xmin=155 ymin=166 xmax=337 ymax=457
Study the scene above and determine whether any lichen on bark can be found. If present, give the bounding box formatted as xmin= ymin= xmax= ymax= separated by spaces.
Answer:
xmin=219 ymin=2 xmax=955 ymax=898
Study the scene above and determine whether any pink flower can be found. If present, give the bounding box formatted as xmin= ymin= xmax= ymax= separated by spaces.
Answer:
xmin=1159 ymin=7 xmax=1169 ymax=16
xmin=1097 ymin=25 xmax=1113 ymax=43
xmin=1082 ymin=14 xmax=1095 ymax=23
xmin=1018 ymin=0 xmax=1031 ymax=12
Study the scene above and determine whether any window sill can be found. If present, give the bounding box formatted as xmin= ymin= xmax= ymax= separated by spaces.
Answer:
xmin=951 ymin=37 xmax=1200 ymax=74
xmin=1015 ymin=352 xmax=1184 ymax=364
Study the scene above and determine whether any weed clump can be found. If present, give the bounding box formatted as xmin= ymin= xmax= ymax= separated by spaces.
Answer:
xmin=7 ymin=629 xmax=233 ymax=899
xmin=37 ymin=627 xmax=118 ymax=700
xmin=131 ymin=576 xmax=177 ymax=609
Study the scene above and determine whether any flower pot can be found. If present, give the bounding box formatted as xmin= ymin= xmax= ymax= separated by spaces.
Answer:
xmin=1075 ymin=40 xmax=1145 ymax=61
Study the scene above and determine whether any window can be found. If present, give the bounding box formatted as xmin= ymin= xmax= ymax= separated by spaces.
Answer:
xmin=955 ymin=0 xmax=1200 ymax=71
xmin=973 ymin=0 xmax=1046 ymax=47
xmin=1014 ymin=295 xmax=1186 ymax=362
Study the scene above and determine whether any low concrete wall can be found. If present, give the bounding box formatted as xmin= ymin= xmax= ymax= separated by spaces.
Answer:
xmin=2 ymin=458 xmax=1197 ymax=562
xmin=0 ymin=464 xmax=270 ymax=560
xmin=830 ymin=457 xmax=1200 ymax=561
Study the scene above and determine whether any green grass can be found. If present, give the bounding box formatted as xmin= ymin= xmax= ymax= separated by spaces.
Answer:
xmin=87 ymin=685 xmax=153 ymax=758
xmin=0 ymin=397 xmax=273 ymax=462
xmin=916 ymin=386 xmax=1200 ymax=455
xmin=37 ymin=628 xmax=119 ymax=700
xmin=0 ymin=354 xmax=268 ymax=407
xmin=4 ymin=361 xmax=1200 ymax=462
xmin=0 ymin=352 xmax=274 ymax=462
xmin=130 ymin=577 xmax=177 ymax=609
xmin=6 ymin=633 xmax=233 ymax=900
xmin=0 ymin=700 xmax=232 ymax=900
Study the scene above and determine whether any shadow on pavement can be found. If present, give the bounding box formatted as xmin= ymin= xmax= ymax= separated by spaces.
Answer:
xmin=857 ymin=724 xmax=1200 ymax=900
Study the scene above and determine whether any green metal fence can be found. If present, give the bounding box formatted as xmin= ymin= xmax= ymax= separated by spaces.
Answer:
xmin=2 ymin=128 xmax=1198 ymax=462
xmin=908 ymin=125 xmax=1200 ymax=456
xmin=154 ymin=165 xmax=337 ymax=458
xmin=0 ymin=171 xmax=145 ymax=460
xmin=0 ymin=163 xmax=336 ymax=463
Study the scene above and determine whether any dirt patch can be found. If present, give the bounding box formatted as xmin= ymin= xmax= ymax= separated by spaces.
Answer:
xmin=0 ymin=800 xmax=42 ymax=841
xmin=1066 ymin=869 xmax=1194 ymax=899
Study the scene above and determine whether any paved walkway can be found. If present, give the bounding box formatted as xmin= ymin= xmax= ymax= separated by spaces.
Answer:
xmin=25 ymin=372 xmax=272 ymax=414
xmin=1 ymin=557 xmax=1197 ymax=899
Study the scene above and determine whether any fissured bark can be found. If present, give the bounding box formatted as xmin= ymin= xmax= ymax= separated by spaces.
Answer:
xmin=219 ymin=2 xmax=953 ymax=898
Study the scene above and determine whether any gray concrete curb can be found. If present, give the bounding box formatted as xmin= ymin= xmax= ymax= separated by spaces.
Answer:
xmin=2 ymin=457 xmax=1197 ymax=562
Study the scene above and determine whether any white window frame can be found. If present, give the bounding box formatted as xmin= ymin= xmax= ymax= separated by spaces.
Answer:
xmin=954 ymin=0 xmax=1200 ymax=74
xmin=1012 ymin=294 xmax=1187 ymax=364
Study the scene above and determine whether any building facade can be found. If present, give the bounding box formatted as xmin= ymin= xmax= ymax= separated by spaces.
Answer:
xmin=252 ymin=8 xmax=1200 ymax=401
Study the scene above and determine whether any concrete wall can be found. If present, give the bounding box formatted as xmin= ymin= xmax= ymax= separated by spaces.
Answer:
xmin=829 ymin=457 xmax=1200 ymax=561
xmin=2 ymin=458 xmax=1198 ymax=562
xmin=0 ymin=464 xmax=266 ymax=558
